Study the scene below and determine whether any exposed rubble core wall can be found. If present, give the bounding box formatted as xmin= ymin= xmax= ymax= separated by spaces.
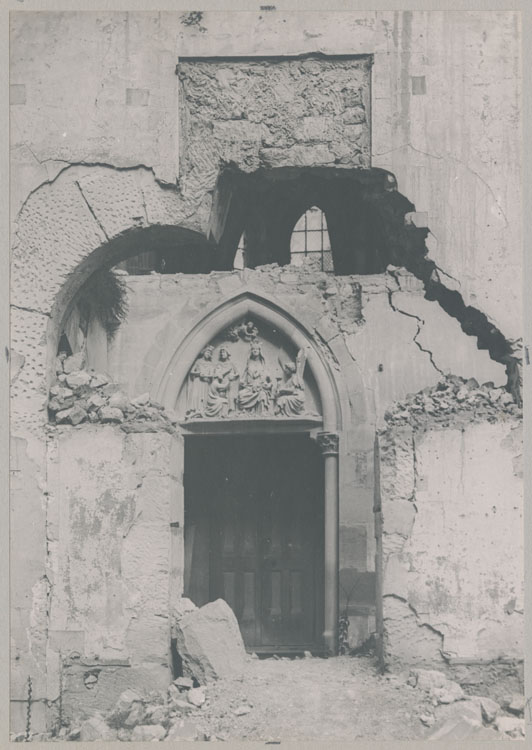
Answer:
xmin=378 ymin=381 xmax=523 ymax=675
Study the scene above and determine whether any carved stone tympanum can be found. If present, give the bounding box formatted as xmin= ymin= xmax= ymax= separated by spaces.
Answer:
xmin=182 ymin=319 xmax=319 ymax=421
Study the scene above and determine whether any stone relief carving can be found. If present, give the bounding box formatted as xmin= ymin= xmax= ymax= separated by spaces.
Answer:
xmin=184 ymin=320 xmax=318 ymax=420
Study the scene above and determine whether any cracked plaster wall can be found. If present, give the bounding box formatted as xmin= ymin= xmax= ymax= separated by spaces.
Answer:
xmin=10 ymin=10 xmax=521 ymax=338
xmin=9 ymin=8 xmax=521 ymax=730
xmin=104 ymin=264 xmax=506 ymax=648
xmin=379 ymin=419 xmax=523 ymax=667
xmin=43 ymin=426 xmax=182 ymax=726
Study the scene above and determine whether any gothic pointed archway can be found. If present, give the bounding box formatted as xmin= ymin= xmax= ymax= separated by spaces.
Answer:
xmin=156 ymin=290 xmax=344 ymax=654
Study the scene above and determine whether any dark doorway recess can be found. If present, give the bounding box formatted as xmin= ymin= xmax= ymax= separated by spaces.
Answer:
xmin=184 ymin=433 xmax=324 ymax=654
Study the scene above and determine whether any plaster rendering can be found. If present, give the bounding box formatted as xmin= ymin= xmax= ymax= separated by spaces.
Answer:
xmin=9 ymin=8 xmax=523 ymax=743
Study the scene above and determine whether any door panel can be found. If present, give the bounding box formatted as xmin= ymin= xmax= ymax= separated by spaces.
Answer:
xmin=185 ymin=434 xmax=323 ymax=651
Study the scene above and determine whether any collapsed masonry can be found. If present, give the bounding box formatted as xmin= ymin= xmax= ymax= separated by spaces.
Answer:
xmin=377 ymin=375 xmax=523 ymax=693
xmin=9 ymin=29 xmax=523 ymax=739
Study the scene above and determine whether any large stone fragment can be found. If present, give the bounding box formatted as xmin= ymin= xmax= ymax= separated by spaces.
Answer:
xmin=174 ymin=598 xmax=246 ymax=684
xmin=428 ymin=701 xmax=483 ymax=740
xmin=80 ymin=714 xmax=118 ymax=741
xmin=131 ymin=724 xmax=166 ymax=741
xmin=63 ymin=352 xmax=85 ymax=374
xmin=165 ymin=718 xmax=200 ymax=741
xmin=65 ymin=370 xmax=92 ymax=389
xmin=106 ymin=689 xmax=143 ymax=727
xmin=408 ymin=668 xmax=464 ymax=704
xmin=495 ymin=715 xmax=525 ymax=737
xmin=469 ymin=695 xmax=500 ymax=723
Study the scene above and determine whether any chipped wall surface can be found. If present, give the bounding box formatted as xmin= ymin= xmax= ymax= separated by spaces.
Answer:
xmin=104 ymin=264 xmax=507 ymax=646
xmin=10 ymin=10 xmax=521 ymax=338
xmin=380 ymin=417 xmax=523 ymax=665
xmin=9 ymin=9 xmax=522 ymax=734
xmin=44 ymin=426 xmax=182 ymax=724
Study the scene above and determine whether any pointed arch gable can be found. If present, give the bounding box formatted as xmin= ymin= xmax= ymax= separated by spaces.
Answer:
xmin=155 ymin=290 xmax=344 ymax=431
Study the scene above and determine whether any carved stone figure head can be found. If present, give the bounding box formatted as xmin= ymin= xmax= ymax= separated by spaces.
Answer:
xmin=201 ymin=345 xmax=214 ymax=360
xmin=250 ymin=342 xmax=262 ymax=359
xmin=219 ymin=347 xmax=230 ymax=361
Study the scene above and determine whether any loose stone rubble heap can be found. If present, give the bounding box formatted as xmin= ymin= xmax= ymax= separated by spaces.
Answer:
xmin=383 ymin=374 xmax=521 ymax=430
xmin=48 ymin=351 xmax=178 ymax=432
xmin=407 ymin=668 xmax=526 ymax=741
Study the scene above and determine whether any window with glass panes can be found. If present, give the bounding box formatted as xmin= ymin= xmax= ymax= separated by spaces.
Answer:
xmin=290 ymin=206 xmax=334 ymax=272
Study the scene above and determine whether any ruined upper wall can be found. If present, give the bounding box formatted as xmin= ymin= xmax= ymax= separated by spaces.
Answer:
xmin=10 ymin=10 xmax=521 ymax=338
xmin=177 ymin=56 xmax=370 ymax=201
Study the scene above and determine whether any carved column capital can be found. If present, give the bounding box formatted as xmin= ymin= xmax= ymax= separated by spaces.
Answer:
xmin=316 ymin=431 xmax=339 ymax=456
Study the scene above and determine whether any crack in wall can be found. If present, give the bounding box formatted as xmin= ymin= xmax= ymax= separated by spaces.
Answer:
xmin=14 ymin=161 xmax=178 ymax=232
xmin=386 ymin=271 xmax=445 ymax=376
xmin=75 ymin=181 xmax=109 ymax=242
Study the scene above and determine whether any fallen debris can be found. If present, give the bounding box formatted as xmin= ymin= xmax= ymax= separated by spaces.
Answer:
xmin=383 ymin=374 xmax=521 ymax=431
xmin=47 ymin=354 xmax=178 ymax=432
xmin=174 ymin=598 xmax=247 ymax=684
xmin=407 ymin=668 xmax=464 ymax=705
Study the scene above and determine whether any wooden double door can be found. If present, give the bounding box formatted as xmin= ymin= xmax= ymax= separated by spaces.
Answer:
xmin=184 ymin=434 xmax=324 ymax=653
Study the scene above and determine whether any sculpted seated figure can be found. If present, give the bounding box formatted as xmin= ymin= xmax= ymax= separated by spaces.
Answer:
xmin=237 ymin=342 xmax=275 ymax=415
xmin=275 ymin=349 xmax=307 ymax=417
xmin=204 ymin=347 xmax=239 ymax=418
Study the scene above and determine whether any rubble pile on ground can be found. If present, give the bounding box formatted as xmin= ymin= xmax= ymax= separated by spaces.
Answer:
xmin=47 ymin=351 xmax=178 ymax=432
xmin=383 ymin=374 xmax=521 ymax=431
xmin=407 ymin=668 xmax=525 ymax=740
xmin=11 ymin=660 xmax=526 ymax=742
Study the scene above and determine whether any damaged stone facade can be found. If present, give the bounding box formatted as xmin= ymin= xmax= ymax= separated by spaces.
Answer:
xmin=9 ymin=9 xmax=522 ymax=736
xmin=377 ymin=379 xmax=523 ymax=684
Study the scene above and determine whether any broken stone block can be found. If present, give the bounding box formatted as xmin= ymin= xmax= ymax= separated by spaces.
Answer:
xmin=171 ymin=699 xmax=193 ymax=714
xmin=507 ymin=694 xmax=525 ymax=716
xmin=131 ymin=724 xmax=166 ymax=741
xmin=65 ymin=370 xmax=92 ymax=389
xmin=146 ymin=705 xmax=168 ymax=726
xmin=495 ymin=715 xmax=525 ymax=737
xmin=174 ymin=598 xmax=247 ymax=684
xmin=124 ymin=700 xmax=147 ymax=727
xmin=106 ymin=689 xmax=143 ymax=727
xmin=90 ymin=372 xmax=110 ymax=388
xmin=132 ymin=392 xmax=150 ymax=406
xmin=68 ymin=404 xmax=88 ymax=425
xmin=99 ymin=406 xmax=124 ymax=422
xmin=49 ymin=384 xmax=73 ymax=398
xmin=63 ymin=351 xmax=85 ymax=374
xmin=469 ymin=695 xmax=500 ymax=724
xmin=166 ymin=718 xmax=199 ymax=740
xmin=109 ymin=390 xmax=130 ymax=410
xmin=173 ymin=676 xmax=194 ymax=690
xmin=428 ymin=701 xmax=482 ymax=740
xmin=432 ymin=681 xmax=464 ymax=705
xmin=55 ymin=407 xmax=74 ymax=423
xmin=48 ymin=395 xmax=75 ymax=412
xmin=87 ymin=393 xmax=107 ymax=410
xmin=187 ymin=687 xmax=206 ymax=707
xmin=80 ymin=714 xmax=118 ymax=741
xmin=408 ymin=668 xmax=464 ymax=704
